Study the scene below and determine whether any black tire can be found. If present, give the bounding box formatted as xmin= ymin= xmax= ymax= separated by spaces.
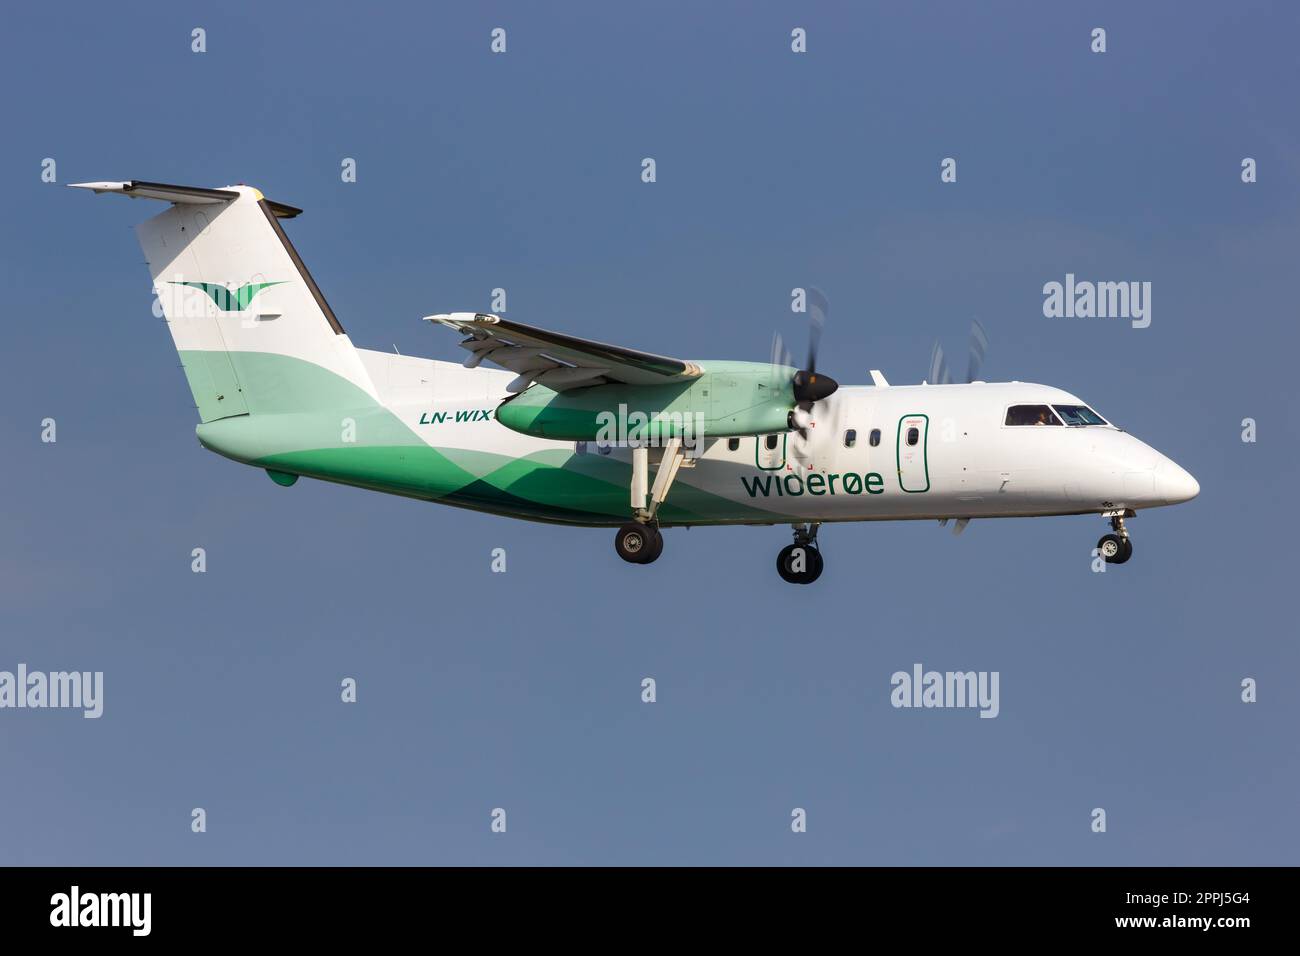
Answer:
xmin=777 ymin=543 xmax=823 ymax=584
xmin=1097 ymin=533 xmax=1132 ymax=565
xmin=805 ymin=546 xmax=824 ymax=583
xmin=615 ymin=523 xmax=654 ymax=564
xmin=639 ymin=527 xmax=664 ymax=564
xmin=777 ymin=544 xmax=800 ymax=583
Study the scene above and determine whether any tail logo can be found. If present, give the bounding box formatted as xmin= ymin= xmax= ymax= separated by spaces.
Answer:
xmin=170 ymin=281 xmax=285 ymax=312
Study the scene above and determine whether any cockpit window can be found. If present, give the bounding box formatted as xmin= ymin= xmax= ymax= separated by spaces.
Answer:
xmin=1005 ymin=404 xmax=1062 ymax=426
xmin=1052 ymin=404 xmax=1108 ymax=426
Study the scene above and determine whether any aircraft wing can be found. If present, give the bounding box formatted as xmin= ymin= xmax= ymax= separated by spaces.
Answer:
xmin=425 ymin=312 xmax=702 ymax=392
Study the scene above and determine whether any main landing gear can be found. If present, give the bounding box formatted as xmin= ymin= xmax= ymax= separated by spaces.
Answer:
xmin=615 ymin=522 xmax=663 ymax=564
xmin=777 ymin=523 xmax=823 ymax=585
xmin=614 ymin=437 xmax=691 ymax=566
xmin=1096 ymin=511 xmax=1134 ymax=565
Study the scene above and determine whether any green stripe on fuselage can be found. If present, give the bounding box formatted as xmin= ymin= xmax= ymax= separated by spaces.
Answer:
xmin=184 ymin=350 xmax=776 ymax=526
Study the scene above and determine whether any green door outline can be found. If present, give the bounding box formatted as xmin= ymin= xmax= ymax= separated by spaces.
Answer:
xmin=755 ymin=433 xmax=787 ymax=471
xmin=896 ymin=414 xmax=930 ymax=493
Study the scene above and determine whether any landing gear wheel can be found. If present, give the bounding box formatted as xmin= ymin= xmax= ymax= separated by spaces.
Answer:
xmin=776 ymin=543 xmax=823 ymax=584
xmin=615 ymin=523 xmax=662 ymax=564
xmin=640 ymin=527 xmax=664 ymax=564
xmin=1097 ymin=533 xmax=1133 ymax=565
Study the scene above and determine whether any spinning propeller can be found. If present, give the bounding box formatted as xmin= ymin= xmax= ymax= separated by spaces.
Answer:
xmin=771 ymin=287 xmax=838 ymax=440
xmin=927 ymin=320 xmax=991 ymax=537
xmin=927 ymin=319 xmax=990 ymax=385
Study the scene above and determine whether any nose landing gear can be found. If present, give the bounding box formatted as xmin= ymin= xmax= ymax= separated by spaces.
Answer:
xmin=777 ymin=523 xmax=824 ymax=584
xmin=1096 ymin=511 xmax=1134 ymax=565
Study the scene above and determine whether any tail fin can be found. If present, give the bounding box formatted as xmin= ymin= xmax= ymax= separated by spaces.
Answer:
xmin=72 ymin=180 xmax=375 ymax=422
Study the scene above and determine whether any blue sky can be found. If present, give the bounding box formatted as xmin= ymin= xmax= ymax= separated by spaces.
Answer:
xmin=1 ymin=0 xmax=1297 ymax=864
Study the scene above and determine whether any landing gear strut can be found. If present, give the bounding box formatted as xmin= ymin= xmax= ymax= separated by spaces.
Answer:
xmin=777 ymin=523 xmax=824 ymax=584
xmin=615 ymin=437 xmax=692 ymax=565
xmin=1097 ymin=511 xmax=1134 ymax=565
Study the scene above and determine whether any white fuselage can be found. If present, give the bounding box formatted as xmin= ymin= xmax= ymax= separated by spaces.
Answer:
xmin=357 ymin=349 xmax=1199 ymax=526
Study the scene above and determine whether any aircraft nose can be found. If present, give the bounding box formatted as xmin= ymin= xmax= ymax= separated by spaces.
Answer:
xmin=1155 ymin=459 xmax=1199 ymax=505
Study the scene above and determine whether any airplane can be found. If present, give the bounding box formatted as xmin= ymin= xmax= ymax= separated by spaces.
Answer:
xmin=72 ymin=179 xmax=1199 ymax=584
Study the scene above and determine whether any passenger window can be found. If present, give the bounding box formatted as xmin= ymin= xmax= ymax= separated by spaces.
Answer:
xmin=765 ymin=434 xmax=779 ymax=450
xmin=869 ymin=429 xmax=881 ymax=447
xmin=906 ymin=426 xmax=919 ymax=446
xmin=727 ymin=437 xmax=740 ymax=451
xmin=1005 ymin=404 xmax=1062 ymax=426
xmin=574 ymin=441 xmax=588 ymax=455
xmin=844 ymin=429 xmax=857 ymax=448
xmin=597 ymin=443 xmax=612 ymax=456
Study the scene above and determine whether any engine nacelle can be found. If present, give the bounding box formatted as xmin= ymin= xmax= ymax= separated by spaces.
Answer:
xmin=494 ymin=362 xmax=796 ymax=442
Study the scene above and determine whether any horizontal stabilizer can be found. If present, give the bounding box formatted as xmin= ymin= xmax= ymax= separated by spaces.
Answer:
xmin=69 ymin=180 xmax=302 ymax=218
